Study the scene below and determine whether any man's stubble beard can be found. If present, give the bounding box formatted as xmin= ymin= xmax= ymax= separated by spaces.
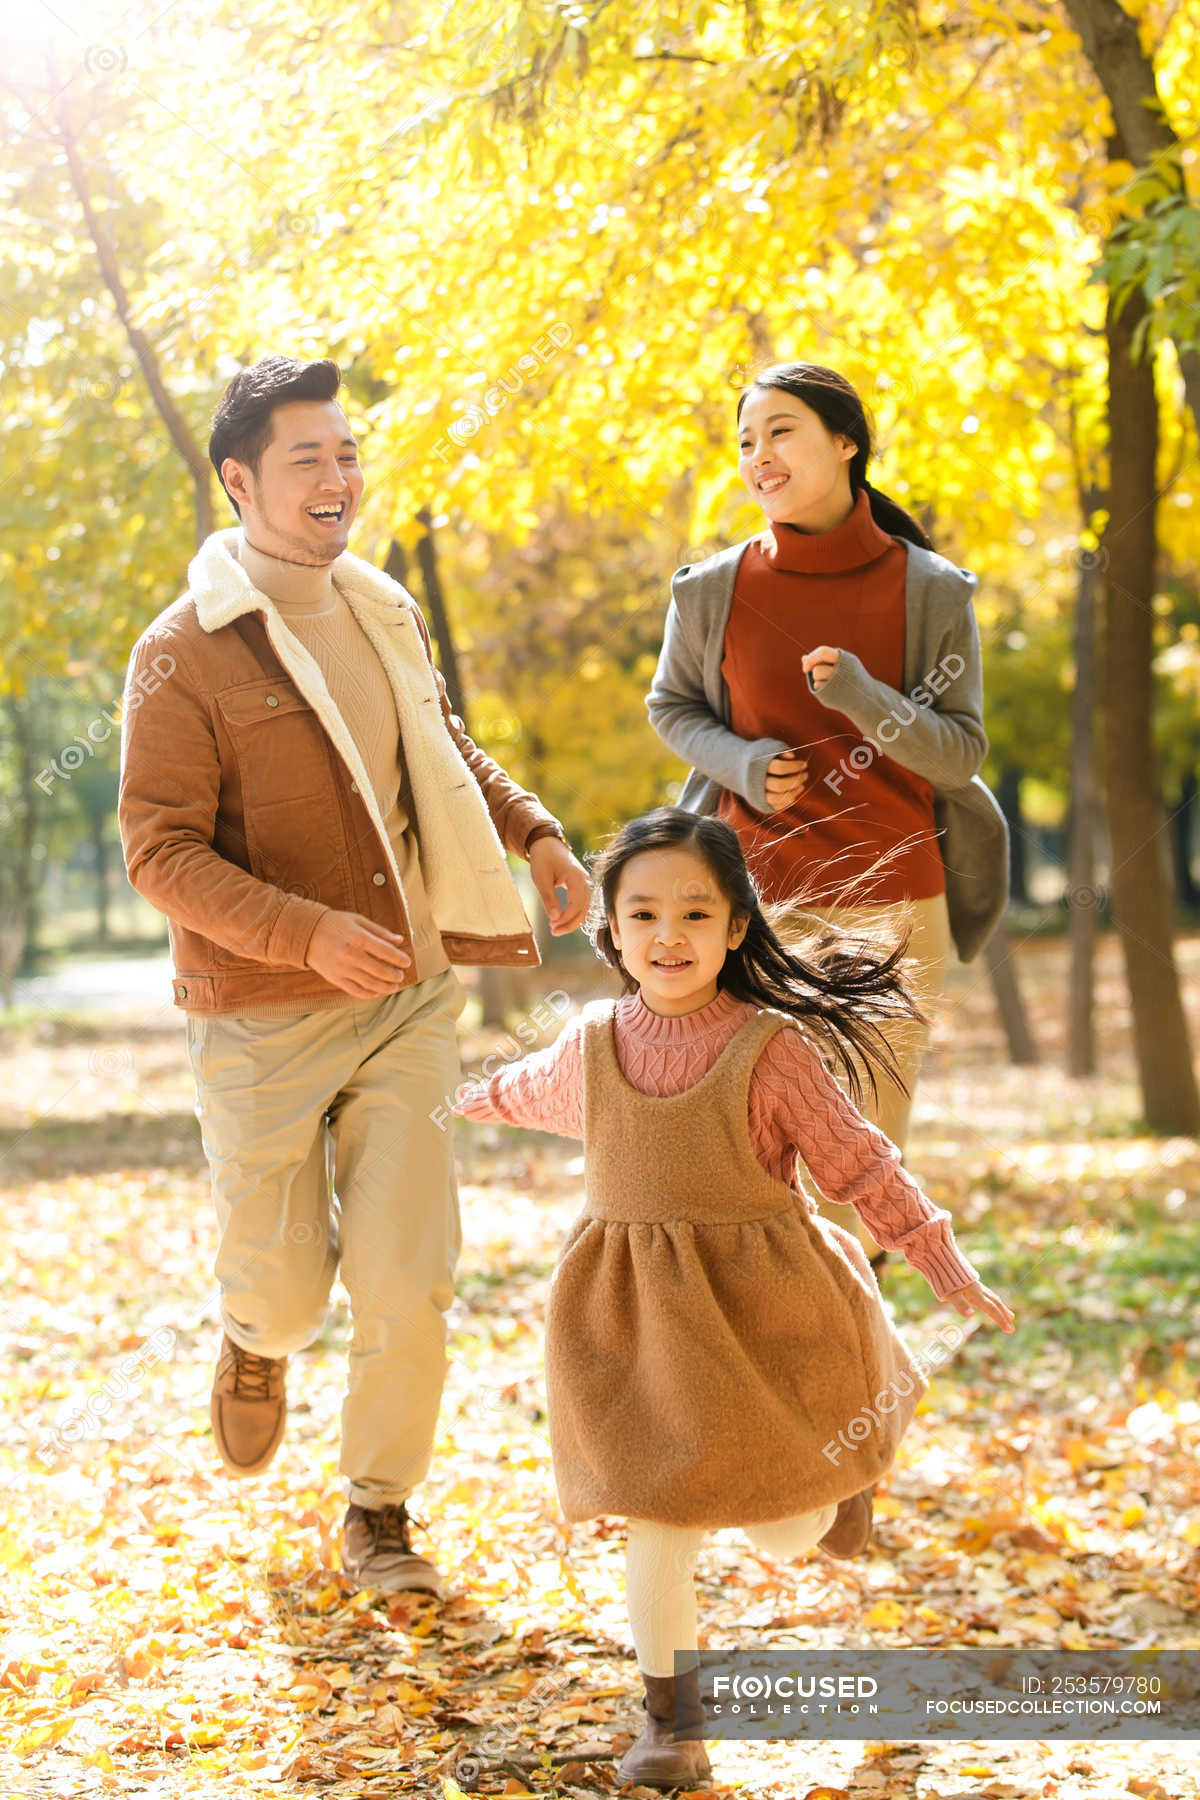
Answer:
xmin=253 ymin=496 xmax=349 ymax=567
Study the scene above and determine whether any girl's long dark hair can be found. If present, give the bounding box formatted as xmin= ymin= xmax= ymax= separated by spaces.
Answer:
xmin=586 ymin=808 xmax=927 ymax=1112
xmin=737 ymin=362 xmax=932 ymax=551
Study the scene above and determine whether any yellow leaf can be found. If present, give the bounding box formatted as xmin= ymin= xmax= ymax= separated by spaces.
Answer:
xmin=13 ymin=1716 xmax=74 ymax=1755
xmin=864 ymin=1600 xmax=905 ymax=1630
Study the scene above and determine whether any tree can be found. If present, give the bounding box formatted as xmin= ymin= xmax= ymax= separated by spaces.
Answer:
xmin=1055 ymin=0 xmax=1200 ymax=1129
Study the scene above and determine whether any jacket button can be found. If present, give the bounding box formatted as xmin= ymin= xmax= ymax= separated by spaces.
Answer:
xmin=175 ymin=983 xmax=188 ymax=999
xmin=265 ymin=694 xmax=279 ymax=707
xmin=372 ymin=871 xmax=386 ymax=886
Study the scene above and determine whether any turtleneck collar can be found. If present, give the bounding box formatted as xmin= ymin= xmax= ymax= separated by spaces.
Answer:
xmin=761 ymin=484 xmax=897 ymax=576
xmin=617 ymin=984 xmax=754 ymax=1042
xmin=234 ymin=530 xmax=340 ymax=615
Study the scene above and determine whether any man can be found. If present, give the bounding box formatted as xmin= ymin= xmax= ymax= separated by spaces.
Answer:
xmin=118 ymin=355 xmax=588 ymax=1598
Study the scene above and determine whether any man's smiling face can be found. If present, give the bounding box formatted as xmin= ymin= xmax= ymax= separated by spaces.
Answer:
xmin=221 ymin=399 xmax=365 ymax=565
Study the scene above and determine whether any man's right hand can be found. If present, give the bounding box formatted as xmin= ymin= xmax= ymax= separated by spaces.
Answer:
xmin=763 ymin=746 xmax=809 ymax=813
xmin=304 ymin=910 xmax=413 ymax=997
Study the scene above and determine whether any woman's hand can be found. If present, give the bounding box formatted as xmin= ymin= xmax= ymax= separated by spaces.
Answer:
xmin=943 ymin=1280 xmax=1015 ymax=1332
xmin=763 ymin=747 xmax=809 ymax=812
xmin=801 ymin=646 xmax=842 ymax=691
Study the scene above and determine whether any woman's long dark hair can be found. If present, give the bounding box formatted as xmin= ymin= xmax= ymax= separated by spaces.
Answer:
xmin=586 ymin=808 xmax=927 ymax=1111
xmin=737 ymin=362 xmax=932 ymax=551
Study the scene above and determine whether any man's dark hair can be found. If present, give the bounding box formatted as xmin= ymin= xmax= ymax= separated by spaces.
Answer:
xmin=209 ymin=356 xmax=342 ymax=517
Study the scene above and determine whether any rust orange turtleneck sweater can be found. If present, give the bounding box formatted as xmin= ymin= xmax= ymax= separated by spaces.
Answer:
xmin=716 ymin=487 xmax=945 ymax=908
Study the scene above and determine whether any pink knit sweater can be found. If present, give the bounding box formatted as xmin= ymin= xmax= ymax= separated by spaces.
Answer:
xmin=454 ymin=986 xmax=980 ymax=1300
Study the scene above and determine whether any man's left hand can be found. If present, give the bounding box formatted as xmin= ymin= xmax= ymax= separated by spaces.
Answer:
xmin=528 ymin=836 xmax=590 ymax=934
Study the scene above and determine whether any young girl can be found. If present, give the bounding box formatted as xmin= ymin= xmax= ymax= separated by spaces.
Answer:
xmin=453 ymin=807 xmax=1014 ymax=1791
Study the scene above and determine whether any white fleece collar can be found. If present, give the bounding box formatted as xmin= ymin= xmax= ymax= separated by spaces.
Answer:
xmin=187 ymin=527 xmax=406 ymax=632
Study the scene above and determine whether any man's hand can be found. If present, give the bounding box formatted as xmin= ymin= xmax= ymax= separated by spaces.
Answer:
xmin=801 ymin=645 xmax=842 ymax=691
xmin=944 ymin=1280 xmax=1016 ymax=1332
xmin=763 ymin=746 xmax=809 ymax=813
xmin=528 ymin=836 xmax=590 ymax=935
xmin=305 ymin=909 xmax=413 ymax=997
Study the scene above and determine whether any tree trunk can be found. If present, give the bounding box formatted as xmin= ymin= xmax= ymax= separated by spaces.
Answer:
xmin=1067 ymin=494 xmax=1104 ymax=1077
xmin=1060 ymin=0 xmax=1200 ymax=439
xmin=6 ymin=696 xmax=46 ymax=978
xmin=52 ymin=97 xmax=214 ymax=544
xmin=1101 ymin=283 xmax=1200 ymax=1131
xmin=995 ymin=766 xmax=1029 ymax=905
xmin=1170 ymin=770 xmax=1200 ymax=909
xmin=91 ymin=811 xmax=111 ymax=945
xmin=984 ymin=928 xmax=1039 ymax=1067
xmin=390 ymin=523 xmax=518 ymax=1028
xmin=414 ymin=506 xmax=469 ymax=722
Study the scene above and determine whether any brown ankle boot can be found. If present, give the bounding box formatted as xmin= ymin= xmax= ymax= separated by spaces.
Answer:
xmin=616 ymin=1666 xmax=712 ymax=1790
xmin=819 ymin=1484 xmax=875 ymax=1559
xmin=210 ymin=1333 xmax=287 ymax=1475
xmin=342 ymin=1501 xmax=446 ymax=1599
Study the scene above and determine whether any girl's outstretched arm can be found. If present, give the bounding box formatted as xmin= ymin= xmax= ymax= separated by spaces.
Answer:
xmin=452 ymin=1012 xmax=585 ymax=1138
xmin=751 ymin=1024 xmax=982 ymax=1301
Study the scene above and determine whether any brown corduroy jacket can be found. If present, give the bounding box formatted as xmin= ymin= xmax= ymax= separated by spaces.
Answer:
xmin=118 ymin=529 xmax=563 ymax=1013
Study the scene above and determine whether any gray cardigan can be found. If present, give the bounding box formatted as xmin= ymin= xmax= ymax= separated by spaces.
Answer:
xmin=645 ymin=535 xmax=1009 ymax=962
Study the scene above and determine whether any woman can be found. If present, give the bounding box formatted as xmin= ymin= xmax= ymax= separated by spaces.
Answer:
xmin=646 ymin=362 xmax=1008 ymax=1268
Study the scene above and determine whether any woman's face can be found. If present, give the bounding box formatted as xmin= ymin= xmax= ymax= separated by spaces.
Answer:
xmin=737 ymin=389 xmax=856 ymax=532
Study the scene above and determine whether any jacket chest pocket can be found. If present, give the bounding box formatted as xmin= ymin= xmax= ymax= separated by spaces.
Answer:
xmin=213 ymin=677 xmax=351 ymax=904
xmin=215 ymin=679 xmax=330 ymax=801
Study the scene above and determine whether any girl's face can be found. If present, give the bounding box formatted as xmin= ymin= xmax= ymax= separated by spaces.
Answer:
xmin=736 ymin=389 xmax=856 ymax=533
xmin=608 ymin=845 xmax=748 ymax=1017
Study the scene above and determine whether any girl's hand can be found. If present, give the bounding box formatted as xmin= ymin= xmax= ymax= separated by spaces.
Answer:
xmin=944 ymin=1280 xmax=1015 ymax=1332
xmin=801 ymin=646 xmax=841 ymax=691
xmin=451 ymin=1081 xmax=490 ymax=1116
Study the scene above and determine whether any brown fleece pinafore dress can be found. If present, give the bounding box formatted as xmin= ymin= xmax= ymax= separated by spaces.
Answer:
xmin=544 ymin=999 xmax=926 ymax=1529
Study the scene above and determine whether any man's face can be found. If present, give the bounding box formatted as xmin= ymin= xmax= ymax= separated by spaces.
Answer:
xmin=222 ymin=399 xmax=365 ymax=564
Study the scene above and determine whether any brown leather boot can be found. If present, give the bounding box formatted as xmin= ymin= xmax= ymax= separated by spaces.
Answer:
xmin=819 ymin=1484 xmax=875 ymax=1559
xmin=342 ymin=1502 xmax=446 ymax=1599
xmin=616 ymin=1666 xmax=712 ymax=1790
xmin=210 ymin=1333 xmax=287 ymax=1476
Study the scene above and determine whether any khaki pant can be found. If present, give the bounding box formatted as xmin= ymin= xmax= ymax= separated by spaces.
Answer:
xmin=184 ymin=967 xmax=467 ymax=1507
xmin=780 ymin=891 xmax=952 ymax=1260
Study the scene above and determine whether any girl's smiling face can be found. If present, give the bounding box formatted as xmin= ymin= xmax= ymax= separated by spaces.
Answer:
xmin=736 ymin=388 xmax=856 ymax=533
xmin=608 ymin=845 xmax=748 ymax=1016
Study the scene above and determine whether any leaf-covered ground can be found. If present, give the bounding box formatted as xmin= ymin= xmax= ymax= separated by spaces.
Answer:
xmin=2 ymin=930 xmax=1199 ymax=1800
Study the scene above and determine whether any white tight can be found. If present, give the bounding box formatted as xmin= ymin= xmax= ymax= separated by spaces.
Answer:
xmin=625 ymin=1505 xmax=838 ymax=1677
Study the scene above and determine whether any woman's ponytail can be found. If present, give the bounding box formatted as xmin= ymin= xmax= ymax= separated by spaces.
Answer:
xmin=860 ymin=479 xmax=933 ymax=551
xmin=737 ymin=364 xmax=935 ymax=552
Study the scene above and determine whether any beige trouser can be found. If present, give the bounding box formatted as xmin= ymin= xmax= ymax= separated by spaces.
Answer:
xmin=184 ymin=967 xmax=467 ymax=1507
xmin=780 ymin=891 xmax=953 ymax=1260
